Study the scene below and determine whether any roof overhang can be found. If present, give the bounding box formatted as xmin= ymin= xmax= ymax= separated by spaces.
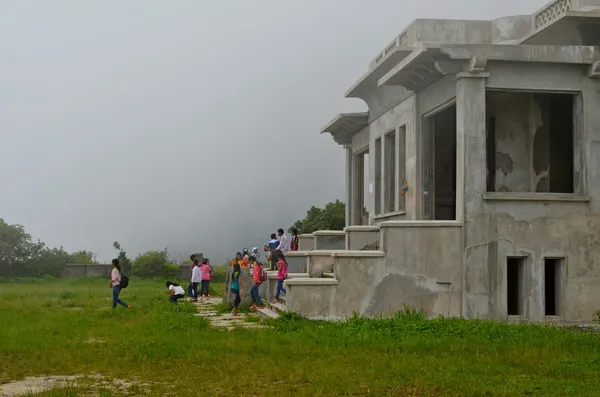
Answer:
xmin=321 ymin=112 xmax=369 ymax=146
xmin=521 ymin=12 xmax=600 ymax=44
xmin=378 ymin=43 xmax=600 ymax=90
xmin=345 ymin=47 xmax=414 ymax=98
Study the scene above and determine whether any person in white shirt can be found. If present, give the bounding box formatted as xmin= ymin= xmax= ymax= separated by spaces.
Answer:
xmin=276 ymin=228 xmax=290 ymax=253
xmin=252 ymin=247 xmax=260 ymax=261
xmin=190 ymin=258 xmax=202 ymax=302
xmin=166 ymin=281 xmax=185 ymax=303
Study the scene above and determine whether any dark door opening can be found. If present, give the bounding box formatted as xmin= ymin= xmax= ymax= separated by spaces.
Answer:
xmin=431 ymin=105 xmax=457 ymax=220
xmin=507 ymin=257 xmax=526 ymax=316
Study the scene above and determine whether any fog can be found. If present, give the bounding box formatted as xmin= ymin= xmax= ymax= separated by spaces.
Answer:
xmin=0 ymin=0 xmax=543 ymax=263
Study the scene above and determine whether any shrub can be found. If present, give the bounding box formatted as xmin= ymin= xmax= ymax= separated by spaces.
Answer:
xmin=132 ymin=249 xmax=178 ymax=278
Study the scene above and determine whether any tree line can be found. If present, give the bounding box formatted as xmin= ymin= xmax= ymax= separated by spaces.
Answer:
xmin=0 ymin=200 xmax=346 ymax=278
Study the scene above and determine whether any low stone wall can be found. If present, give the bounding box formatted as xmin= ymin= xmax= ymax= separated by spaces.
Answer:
xmin=61 ymin=264 xmax=112 ymax=278
xmin=298 ymin=234 xmax=314 ymax=250
xmin=313 ymin=230 xmax=345 ymax=250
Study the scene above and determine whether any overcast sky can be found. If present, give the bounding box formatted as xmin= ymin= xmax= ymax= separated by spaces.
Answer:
xmin=1 ymin=0 xmax=544 ymax=264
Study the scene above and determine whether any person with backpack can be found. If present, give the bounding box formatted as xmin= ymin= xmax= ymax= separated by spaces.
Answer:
xmin=165 ymin=281 xmax=185 ymax=303
xmin=249 ymin=255 xmax=265 ymax=310
xmin=199 ymin=258 xmax=212 ymax=298
xmin=109 ymin=258 xmax=131 ymax=310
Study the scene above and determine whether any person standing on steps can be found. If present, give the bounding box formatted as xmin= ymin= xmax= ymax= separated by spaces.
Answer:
xmin=230 ymin=261 xmax=243 ymax=317
xmin=109 ymin=259 xmax=131 ymax=310
xmin=249 ymin=255 xmax=264 ymax=310
xmin=271 ymin=251 xmax=288 ymax=304
xmin=290 ymin=228 xmax=299 ymax=251
xmin=191 ymin=257 xmax=201 ymax=302
xmin=199 ymin=258 xmax=212 ymax=298
xmin=265 ymin=233 xmax=280 ymax=270
xmin=276 ymin=228 xmax=290 ymax=253
xmin=187 ymin=254 xmax=197 ymax=299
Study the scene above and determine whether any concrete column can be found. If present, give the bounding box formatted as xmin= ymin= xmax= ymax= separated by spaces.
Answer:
xmin=456 ymin=72 xmax=492 ymax=319
xmin=345 ymin=145 xmax=353 ymax=227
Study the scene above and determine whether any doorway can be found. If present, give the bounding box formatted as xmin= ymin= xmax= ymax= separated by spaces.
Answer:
xmin=353 ymin=150 xmax=369 ymax=225
xmin=422 ymin=104 xmax=457 ymax=220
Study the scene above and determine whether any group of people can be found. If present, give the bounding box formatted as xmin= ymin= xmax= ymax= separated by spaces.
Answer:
xmin=228 ymin=248 xmax=288 ymax=317
xmin=166 ymin=254 xmax=213 ymax=304
xmin=109 ymin=228 xmax=299 ymax=313
xmin=227 ymin=228 xmax=296 ymax=316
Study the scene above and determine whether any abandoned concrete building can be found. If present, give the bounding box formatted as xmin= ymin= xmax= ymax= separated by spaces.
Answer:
xmin=263 ymin=0 xmax=600 ymax=323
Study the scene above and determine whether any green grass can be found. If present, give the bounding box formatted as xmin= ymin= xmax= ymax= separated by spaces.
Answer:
xmin=1 ymin=279 xmax=600 ymax=396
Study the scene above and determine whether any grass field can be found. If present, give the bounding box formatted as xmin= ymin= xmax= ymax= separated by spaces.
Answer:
xmin=1 ymin=278 xmax=600 ymax=396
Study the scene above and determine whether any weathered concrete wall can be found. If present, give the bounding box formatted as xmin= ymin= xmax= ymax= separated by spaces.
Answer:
xmin=288 ymin=222 xmax=462 ymax=320
xmin=313 ymin=231 xmax=345 ymax=250
xmin=344 ymin=226 xmax=380 ymax=250
xmin=61 ymin=264 xmax=112 ymax=278
xmin=265 ymin=272 xmax=308 ymax=301
xmin=285 ymin=278 xmax=339 ymax=319
xmin=285 ymin=252 xmax=308 ymax=273
xmin=460 ymin=65 xmax=600 ymax=323
xmin=377 ymin=222 xmax=462 ymax=317
xmin=306 ymin=251 xmax=336 ymax=277
xmin=297 ymin=234 xmax=314 ymax=251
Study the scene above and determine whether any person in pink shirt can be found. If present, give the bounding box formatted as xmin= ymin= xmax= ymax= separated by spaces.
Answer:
xmin=271 ymin=251 xmax=288 ymax=304
xmin=109 ymin=259 xmax=131 ymax=310
xmin=249 ymin=255 xmax=265 ymax=310
xmin=199 ymin=258 xmax=212 ymax=298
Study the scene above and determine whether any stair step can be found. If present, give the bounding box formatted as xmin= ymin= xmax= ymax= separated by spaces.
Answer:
xmin=323 ymin=272 xmax=335 ymax=278
xmin=269 ymin=302 xmax=287 ymax=313
xmin=256 ymin=307 xmax=280 ymax=319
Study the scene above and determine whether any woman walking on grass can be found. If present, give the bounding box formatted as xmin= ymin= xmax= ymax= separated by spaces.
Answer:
xmin=109 ymin=259 xmax=131 ymax=310
xmin=230 ymin=262 xmax=243 ymax=317
xmin=271 ymin=251 xmax=288 ymax=304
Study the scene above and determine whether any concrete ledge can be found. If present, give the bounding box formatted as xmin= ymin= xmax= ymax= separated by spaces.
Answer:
xmin=306 ymin=250 xmax=340 ymax=256
xmin=285 ymin=251 xmax=308 ymax=257
xmin=379 ymin=220 xmax=462 ymax=228
xmin=331 ymin=250 xmax=385 ymax=258
xmin=284 ymin=278 xmax=339 ymax=286
xmin=483 ymin=192 xmax=591 ymax=202
xmin=373 ymin=210 xmax=407 ymax=221
xmin=312 ymin=230 xmax=345 ymax=236
xmin=267 ymin=272 xmax=307 ymax=279
xmin=343 ymin=225 xmax=380 ymax=232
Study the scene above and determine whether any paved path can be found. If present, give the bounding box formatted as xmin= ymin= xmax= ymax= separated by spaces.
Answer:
xmin=191 ymin=296 xmax=270 ymax=331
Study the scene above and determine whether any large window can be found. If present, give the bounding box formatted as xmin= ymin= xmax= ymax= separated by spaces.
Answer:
xmin=486 ymin=91 xmax=578 ymax=194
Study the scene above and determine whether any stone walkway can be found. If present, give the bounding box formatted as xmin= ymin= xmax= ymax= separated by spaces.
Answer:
xmin=192 ymin=296 xmax=270 ymax=331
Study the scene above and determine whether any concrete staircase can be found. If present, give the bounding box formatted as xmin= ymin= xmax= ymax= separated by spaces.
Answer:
xmin=262 ymin=221 xmax=463 ymax=320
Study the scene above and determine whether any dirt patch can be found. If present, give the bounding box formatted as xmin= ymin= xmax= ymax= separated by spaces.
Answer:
xmin=0 ymin=374 xmax=150 ymax=396
xmin=84 ymin=337 xmax=106 ymax=345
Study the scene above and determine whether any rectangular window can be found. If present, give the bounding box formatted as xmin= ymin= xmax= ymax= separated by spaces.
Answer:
xmin=384 ymin=130 xmax=396 ymax=213
xmin=507 ymin=257 xmax=526 ymax=316
xmin=486 ymin=92 xmax=576 ymax=193
xmin=398 ymin=126 xmax=406 ymax=212
xmin=544 ymin=258 xmax=564 ymax=316
xmin=374 ymin=137 xmax=382 ymax=215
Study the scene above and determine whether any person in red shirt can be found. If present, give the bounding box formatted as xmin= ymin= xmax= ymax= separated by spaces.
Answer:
xmin=249 ymin=255 xmax=265 ymax=310
xmin=272 ymin=252 xmax=288 ymax=304
xmin=290 ymin=228 xmax=299 ymax=251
